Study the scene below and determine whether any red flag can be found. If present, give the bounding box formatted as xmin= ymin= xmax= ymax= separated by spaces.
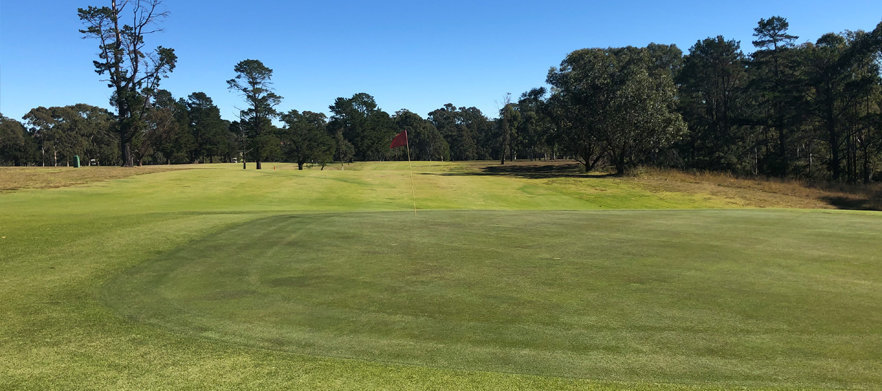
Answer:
xmin=390 ymin=130 xmax=408 ymax=149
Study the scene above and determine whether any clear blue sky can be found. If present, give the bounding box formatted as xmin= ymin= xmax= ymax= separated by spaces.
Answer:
xmin=1 ymin=1 xmax=881 ymax=122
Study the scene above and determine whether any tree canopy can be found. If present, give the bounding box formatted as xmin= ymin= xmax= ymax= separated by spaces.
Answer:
xmin=78 ymin=0 xmax=177 ymax=167
xmin=227 ymin=59 xmax=282 ymax=170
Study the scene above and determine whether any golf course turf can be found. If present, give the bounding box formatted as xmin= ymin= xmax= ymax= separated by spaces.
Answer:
xmin=2 ymin=162 xmax=881 ymax=390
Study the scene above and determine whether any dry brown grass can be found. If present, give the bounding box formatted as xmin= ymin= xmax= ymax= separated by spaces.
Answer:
xmin=631 ymin=167 xmax=882 ymax=210
xmin=0 ymin=165 xmax=190 ymax=192
xmin=458 ymin=160 xmax=882 ymax=210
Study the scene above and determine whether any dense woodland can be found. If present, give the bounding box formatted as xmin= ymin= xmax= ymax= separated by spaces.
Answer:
xmin=1 ymin=2 xmax=881 ymax=183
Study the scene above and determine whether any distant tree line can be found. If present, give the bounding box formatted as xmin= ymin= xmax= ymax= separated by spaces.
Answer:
xmin=1 ymin=7 xmax=881 ymax=183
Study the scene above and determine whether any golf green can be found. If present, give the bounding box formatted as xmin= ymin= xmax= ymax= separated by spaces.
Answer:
xmin=104 ymin=209 xmax=882 ymax=387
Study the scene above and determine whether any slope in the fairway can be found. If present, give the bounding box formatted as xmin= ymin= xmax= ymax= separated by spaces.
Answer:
xmin=104 ymin=209 xmax=882 ymax=388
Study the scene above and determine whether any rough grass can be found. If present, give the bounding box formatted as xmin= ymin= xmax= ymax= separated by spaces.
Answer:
xmin=631 ymin=166 xmax=882 ymax=210
xmin=1 ymin=161 xmax=881 ymax=390
xmin=0 ymin=165 xmax=186 ymax=191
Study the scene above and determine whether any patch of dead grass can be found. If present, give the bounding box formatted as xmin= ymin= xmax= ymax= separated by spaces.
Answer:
xmin=0 ymin=165 xmax=191 ymax=192
xmin=632 ymin=167 xmax=882 ymax=210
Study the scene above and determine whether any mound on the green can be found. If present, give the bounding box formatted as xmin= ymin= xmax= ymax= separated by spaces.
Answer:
xmin=1 ymin=162 xmax=880 ymax=390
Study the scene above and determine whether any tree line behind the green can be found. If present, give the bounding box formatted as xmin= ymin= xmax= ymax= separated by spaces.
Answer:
xmin=0 ymin=3 xmax=880 ymax=184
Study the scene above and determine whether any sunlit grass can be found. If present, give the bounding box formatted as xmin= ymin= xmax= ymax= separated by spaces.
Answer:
xmin=1 ymin=161 xmax=880 ymax=390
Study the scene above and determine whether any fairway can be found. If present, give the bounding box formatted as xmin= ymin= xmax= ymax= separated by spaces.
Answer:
xmin=2 ymin=162 xmax=881 ymax=390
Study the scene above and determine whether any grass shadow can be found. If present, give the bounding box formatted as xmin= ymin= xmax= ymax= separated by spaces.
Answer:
xmin=810 ymin=183 xmax=882 ymax=211
xmin=424 ymin=162 xmax=617 ymax=179
xmin=821 ymin=196 xmax=882 ymax=211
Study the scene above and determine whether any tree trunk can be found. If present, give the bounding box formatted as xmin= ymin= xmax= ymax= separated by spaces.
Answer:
xmin=112 ymin=0 xmax=133 ymax=168
xmin=776 ymin=125 xmax=787 ymax=177
xmin=500 ymin=139 xmax=506 ymax=165
xmin=123 ymin=141 xmax=134 ymax=167
xmin=615 ymin=157 xmax=626 ymax=176
xmin=827 ymin=109 xmax=841 ymax=181
xmin=298 ymin=162 xmax=304 ymax=170
xmin=862 ymin=141 xmax=871 ymax=184
xmin=500 ymin=120 xmax=509 ymax=165
xmin=847 ymin=129 xmax=857 ymax=184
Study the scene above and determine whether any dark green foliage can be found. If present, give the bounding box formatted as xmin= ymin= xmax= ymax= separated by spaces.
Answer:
xmin=392 ymin=110 xmax=449 ymax=161
xmin=166 ymin=92 xmax=195 ymax=163
xmin=279 ymin=110 xmax=335 ymax=170
xmin=333 ymin=130 xmax=356 ymax=164
xmin=547 ymin=46 xmax=686 ymax=174
xmin=748 ymin=16 xmax=803 ymax=177
xmin=227 ymin=59 xmax=282 ymax=169
xmin=186 ymin=92 xmax=230 ymax=163
xmin=23 ymin=105 xmax=117 ymax=167
xmin=739 ymin=18 xmax=882 ymax=182
xmin=137 ymin=90 xmax=236 ymax=165
xmin=255 ymin=133 xmax=282 ymax=164
xmin=78 ymin=0 xmax=177 ymax=166
xmin=0 ymin=115 xmax=32 ymax=166
xmin=676 ymin=36 xmax=748 ymax=171
xmin=752 ymin=16 xmax=799 ymax=51
xmin=428 ymin=104 xmax=492 ymax=160
xmin=516 ymin=88 xmax=555 ymax=160
xmin=830 ymin=30 xmax=882 ymax=184
xmin=804 ymin=33 xmax=851 ymax=180
xmin=137 ymin=90 xmax=187 ymax=165
xmin=328 ymin=93 xmax=395 ymax=161
xmin=546 ymin=49 xmax=614 ymax=172
xmin=497 ymin=100 xmax=520 ymax=164
xmin=537 ymin=16 xmax=881 ymax=180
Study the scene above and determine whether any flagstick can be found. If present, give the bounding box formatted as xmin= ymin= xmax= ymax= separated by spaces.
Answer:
xmin=405 ymin=130 xmax=417 ymax=215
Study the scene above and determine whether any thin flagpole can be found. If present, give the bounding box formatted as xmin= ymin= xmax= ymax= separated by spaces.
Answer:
xmin=405 ymin=130 xmax=417 ymax=215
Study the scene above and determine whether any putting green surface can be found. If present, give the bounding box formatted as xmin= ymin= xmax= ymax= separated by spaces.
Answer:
xmin=2 ymin=162 xmax=881 ymax=390
xmin=105 ymin=210 xmax=882 ymax=387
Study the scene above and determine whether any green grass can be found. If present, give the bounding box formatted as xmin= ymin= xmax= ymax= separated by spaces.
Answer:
xmin=1 ymin=162 xmax=881 ymax=390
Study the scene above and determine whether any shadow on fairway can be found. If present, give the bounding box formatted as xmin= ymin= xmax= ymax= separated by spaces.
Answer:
xmin=821 ymin=195 xmax=882 ymax=211
xmin=424 ymin=163 xmax=617 ymax=179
